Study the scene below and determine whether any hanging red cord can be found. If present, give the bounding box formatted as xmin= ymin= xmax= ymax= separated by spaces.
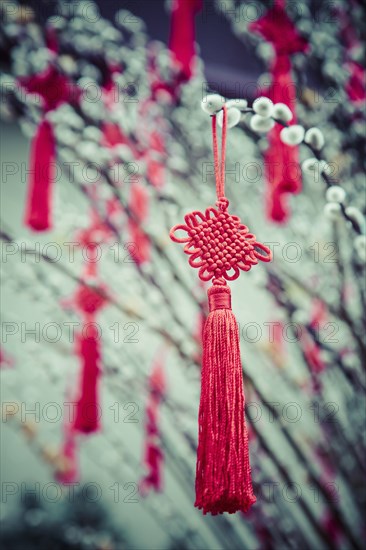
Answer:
xmin=20 ymin=65 xmax=79 ymax=231
xmin=170 ymin=106 xmax=272 ymax=514
xmin=250 ymin=0 xmax=308 ymax=223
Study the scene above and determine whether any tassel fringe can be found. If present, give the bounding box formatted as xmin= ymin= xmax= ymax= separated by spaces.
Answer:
xmin=25 ymin=118 xmax=55 ymax=231
xmin=74 ymin=328 xmax=101 ymax=434
xmin=195 ymin=283 xmax=256 ymax=515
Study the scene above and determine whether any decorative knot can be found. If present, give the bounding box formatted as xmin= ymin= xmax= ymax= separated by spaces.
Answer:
xmin=216 ymin=197 xmax=229 ymax=212
xmin=170 ymin=204 xmax=272 ymax=282
xmin=75 ymin=284 xmax=107 ymax=315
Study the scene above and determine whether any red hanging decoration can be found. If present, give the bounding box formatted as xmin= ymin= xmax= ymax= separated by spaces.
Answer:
xmin=250 ymin=0 xmax=308 ymax=223
xmin=73 ymin=323 xmax=102 ymax=434
xmin=170 ymin=107 xmax=272 ymax=514
xmin=169 ymin=0 xmax=203 ymax=82
xmin=71 ymin=259 xmax=108 ymax=434
xmin=19 ymin=65 xmax=79 ymax=231
xmin=346 ymin=62 xmax=366 ymax=104
xmin=140 ymin=351 xmax=166 ymax=494
xmin=72 ymin=201 xmax=112 ymax=432
xmin=24 ymin=119 xmax=55 ymax=231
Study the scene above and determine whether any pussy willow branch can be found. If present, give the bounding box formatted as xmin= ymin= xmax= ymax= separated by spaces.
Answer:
xmin=61 ymin=160 xmax=202 ymax=344
xmin=107 ymin=368 xmax=301 ymax=550
xmin=265 ymin=269 xmax=366 ymax=473
xmin=2 ymin=103 xmax=364 ymax=548
xmin=246 ymin=410 xmax=335 ymax=550
xmin=18 ymin=103 xmax=205 ymax=323
xmin=1 ymin=247 xmax=338 ymax=550
xmin=0 ymin=269 xmax=219 ymax=548
xmin=271 ymin=265 xmax=366 ymax=364
xmin=53 ymin=136 xmax=207 ymax=317
xmin=268 ymin=266 xmax=365 ymax=391
xmin=0 ymin=228 xmax=194 ymax=366
xmin=1 ymin=311 xmax=244 ymax=549
xmin=4 ymin=240 xmax=362 ymax=550
xmin=108 ymin=358 xmax=314 ymax=550
xmin=246 ymin=374 xmax=363 ymax=550
xmin=3 ymin=409 xmax=199 ymax=550
xmin=117 ymin=324 xmax=365 ymax=548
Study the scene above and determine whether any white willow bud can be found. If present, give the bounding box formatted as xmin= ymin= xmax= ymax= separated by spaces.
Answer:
xmin=345 ymin=207 xmax=366 ymax=232
xmin=226 ymin=98 xmax=248 ymax=110
xmin=354 ymin=234 xmax=366 ymax=253
xmin=201 ymin=94 xmax=225 ymax=115
xmin=250 ymin=114 xmax=275 ymax=133
xmin=217 ymin=107 xmax=241 ymax=128
xmin=305 ymin=127 xmax=325 ymax=150
xmin=324 ymin=202 xmax=342 ymax=220
xmin=280 ymin=125 xmax=305 ymax=146
xmin=252 ymin=96 xmax=274 ymax=118
xmin=272 ymin=103 xmax=293 ymax=122
xmin=319 ymin=160 xmax=332 ymax=176
xmin=301 ymin=158 xmax=320 ymax=174
xmin=326 ymin=185 xmax=346 ymax=203
xmin=356 ymin=247 xmax=366 ymax=263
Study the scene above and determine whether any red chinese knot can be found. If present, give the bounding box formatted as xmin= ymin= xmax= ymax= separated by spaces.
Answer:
xmin=170 ymin=198 xmax=272 ymax=282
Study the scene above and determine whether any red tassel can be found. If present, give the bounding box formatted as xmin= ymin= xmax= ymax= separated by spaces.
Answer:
xmin=170 ymin=107 xmax=272 ymax=514
xmin=128 ymin=182 xmax=150 ymax=265
xmin=169 ymin=0 xmax=202 ymax=81
xmin=20 ymin=66 xmax=79 ymax=231
xmin=140 ymin=353 xmax=166 ymax=494
xmin=24 ymin=119 xmax=55 ymax=231
xmin=195 ymin=281 xmax=256 ymax=514
xmin=264 ymin=58 xmax=302 ymax=223
xmin=346 ymin=61 xmax=366 ymax=104
xmin=250 ymin=1 xmax=308 ymax=223
xmin=74 ymin=327 xmax=101 ymax=434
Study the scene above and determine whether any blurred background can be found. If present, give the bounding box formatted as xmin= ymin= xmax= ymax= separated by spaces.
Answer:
xmin=0 ymin=1 xmax=365 ymax=549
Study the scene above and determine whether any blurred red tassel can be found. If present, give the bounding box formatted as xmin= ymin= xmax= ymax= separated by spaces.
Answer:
xmin=250 ymin=0 xmax=308 ymax=223
xmin=169 ymin=0 xmax=202 ymax=81
xmin=24 ymin=119 xmax=55 ymax=231
xmin=128 ymin=182 xmax=150 ymax=265
xmin=20 ymin=66 xmax=79 ymax=231
xmin=346 ymin=62 xmax=366 ymax=104
xmin=74 ymin=326 xmax=102 ymax=434
xmin=140 ymin=353 xmax=166 ymax=494
xmin=195 ymin=282 xmax=256 ymax=514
